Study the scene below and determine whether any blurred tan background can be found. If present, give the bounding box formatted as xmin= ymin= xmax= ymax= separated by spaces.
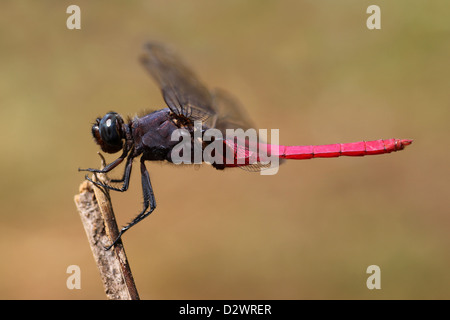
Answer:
xmin=0 ymin=0 xmax=448 ymax=299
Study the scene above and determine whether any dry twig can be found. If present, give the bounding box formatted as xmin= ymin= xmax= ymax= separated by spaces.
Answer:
xmin=74 ymin=156 xmax=139 ymax=300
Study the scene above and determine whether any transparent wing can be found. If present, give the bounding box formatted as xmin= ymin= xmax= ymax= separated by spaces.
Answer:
xmin=140 ymin=42 xmax=216 ymax=122
xmin=211 ymin=89 xmax=280 ymax=172
xmin=211 ymin=88 xmax=256 ymax=134
xmin=141 ymin=43 xmax=277 ymax=172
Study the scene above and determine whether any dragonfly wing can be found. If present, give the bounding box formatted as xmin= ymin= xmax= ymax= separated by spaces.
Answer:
xmin=211 ymin=88 xmax=256 ymax=133
xmin=211 ymin=89 xmax=279 ymax=172
xmin=140 ymin=42 xmax=217 ymax=122
xmin=141 ymin=43 xmax=276 ymax=172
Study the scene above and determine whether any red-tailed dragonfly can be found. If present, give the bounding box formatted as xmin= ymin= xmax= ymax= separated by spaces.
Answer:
xmin=80 ymin=42 xmax=412 ymax=249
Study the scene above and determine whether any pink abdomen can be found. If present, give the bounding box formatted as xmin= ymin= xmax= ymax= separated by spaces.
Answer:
xmin=278 ymin=139 xmax=413 ymax=160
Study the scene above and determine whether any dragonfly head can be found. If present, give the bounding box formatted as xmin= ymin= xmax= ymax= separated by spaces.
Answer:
xmin=92 ymin=112 xmax=126 ymax=154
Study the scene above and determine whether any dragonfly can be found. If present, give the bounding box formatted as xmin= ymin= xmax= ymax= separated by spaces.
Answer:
xmin=80 ymin=42 xmax=412 ymax=249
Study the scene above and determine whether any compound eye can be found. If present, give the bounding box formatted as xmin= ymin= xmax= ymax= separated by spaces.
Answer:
xmin=91 ymin=112 xmax=124 ymax=154
xmin=100 ymin=113 xmax=121 ymax=144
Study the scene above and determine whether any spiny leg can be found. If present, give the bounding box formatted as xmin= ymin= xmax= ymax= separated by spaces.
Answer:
xmin=85 ymin=153 xmax=134 ymax=192
xmin=109 ymin=147 xmax=135 ymax=184
xmin=79 ymin=147 xmax=129 ymax=174
xmin=105 ymin=158 xmax=157 ymax=250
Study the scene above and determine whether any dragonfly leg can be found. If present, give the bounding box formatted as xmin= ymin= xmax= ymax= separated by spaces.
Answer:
xmin=84 ymin=153 xmax=134 ymax=192
xmin=78 ymin=147 xmax=130 ymax=174
xmin=105 ymin=158 xmax=157 ymax=250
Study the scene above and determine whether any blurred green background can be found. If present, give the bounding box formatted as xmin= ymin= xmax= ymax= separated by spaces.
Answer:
xmin=0 ymin=0 xmax=448 ymax=299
